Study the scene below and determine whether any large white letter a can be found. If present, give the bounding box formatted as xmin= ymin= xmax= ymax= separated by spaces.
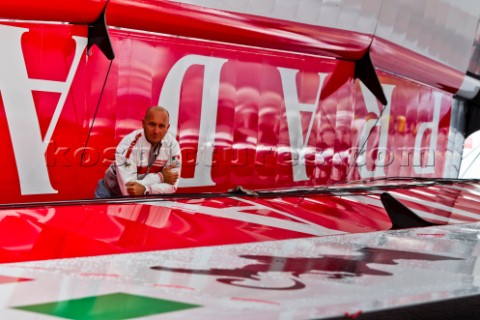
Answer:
xmin=0 ymin=25 xmax=86 ymax=195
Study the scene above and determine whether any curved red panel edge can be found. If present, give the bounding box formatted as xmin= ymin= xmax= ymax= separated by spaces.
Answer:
xmin=105 ymin=0 xmax=370 ymax=60
xmin=370 ymin=37 xmax=465 ymax=94
xmin=0 ymin=0 xmax=371 ymax=61
xmin=0 ymin=0 xmax=465 ymax=94
xmin=0 ymin=0 xmax=106 ymax=24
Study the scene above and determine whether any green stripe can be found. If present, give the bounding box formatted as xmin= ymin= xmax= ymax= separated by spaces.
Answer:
xmin=14 ymin=292 xmax=200 ymax=319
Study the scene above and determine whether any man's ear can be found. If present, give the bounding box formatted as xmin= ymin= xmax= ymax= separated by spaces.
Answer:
xmin=167 ymin=123 xmax=170 ymax=130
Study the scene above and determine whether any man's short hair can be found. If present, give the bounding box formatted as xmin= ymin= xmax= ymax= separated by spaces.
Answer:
xmin=144 ymin=106 xmax=170 ymax=122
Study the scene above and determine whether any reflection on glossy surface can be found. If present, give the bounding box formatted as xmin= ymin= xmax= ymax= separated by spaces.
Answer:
xmin=0 ymin=181 xmax=480 ymax=264
xmin=1 ymin=222 xmax=480 ymax=319
xmin=0 ymin=21 xmax=462 ymax=204
xmin=151 ymin=247 xmax=461 ymax=290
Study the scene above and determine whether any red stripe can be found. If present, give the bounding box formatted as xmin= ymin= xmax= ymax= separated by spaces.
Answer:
xmin=137 ymin=165 xmax=164 ymax=174
xmin=137 ymin=166 xmax=148 ymax=175
xmin=149 ymin=164 xmax=164 ymax=173
xmin=125 ymin=133 xmax=142 ymax=159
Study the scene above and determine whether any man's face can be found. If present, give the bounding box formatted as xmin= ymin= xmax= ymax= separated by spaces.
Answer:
xmin=142 ymin=110 xmax=170 ymax=146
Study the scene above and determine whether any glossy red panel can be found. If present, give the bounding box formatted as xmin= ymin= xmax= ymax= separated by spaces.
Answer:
xmin=1 ymin=182 xmax=480 ymax=263
xmin=106 ymin=0 xmax=371 ymax=60
xmin=0 ymin=197 xmax=343 ymax=263
xmin=0 ymin=1 xmax=470 ymax=97
xmin=0 ymin=0 xmax=105 ymax=23
xmin=371 ymin=37 xmax=465 ymax=95
xmin=387 ymin=184 xmax=480 ymax=224
xmin=0 ymin=21 xmax=456 ymax=204
xmin=0 ymin=0 xmax=370 ymax=60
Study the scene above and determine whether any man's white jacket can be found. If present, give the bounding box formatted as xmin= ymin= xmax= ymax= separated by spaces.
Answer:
xmin=103 ymin=129 xmax=181 ymax=196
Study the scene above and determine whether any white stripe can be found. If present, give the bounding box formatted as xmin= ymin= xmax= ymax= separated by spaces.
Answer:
xmin=390 ymin=191 xmax=479 ymax=220
xmin=339 ymin=194 xmax=385 ymax=208
xmin=144 ymin=200 xmax=345 ymax=236
xmin=233 ymin=197 xmax=322 ymax=228
xmin=406 ymin=188 xmax=440 ymax=198
xmin=341 ymin=194 xmax=463 ymax=224
xmin=443 ymin=184 xmax=480 ymax=197
xmin=456 ymin=75 xmax=480 ymax=99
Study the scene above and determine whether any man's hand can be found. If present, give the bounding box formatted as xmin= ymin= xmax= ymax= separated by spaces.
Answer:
xmin=126 ymin=181 xmax=146 ymax=196
xmin=162 ymin=165 xmax=179 ymax=185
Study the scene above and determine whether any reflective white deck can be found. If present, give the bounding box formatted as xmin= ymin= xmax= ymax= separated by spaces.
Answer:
xmin=0 ymin=222 xmax=479 ymax=319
